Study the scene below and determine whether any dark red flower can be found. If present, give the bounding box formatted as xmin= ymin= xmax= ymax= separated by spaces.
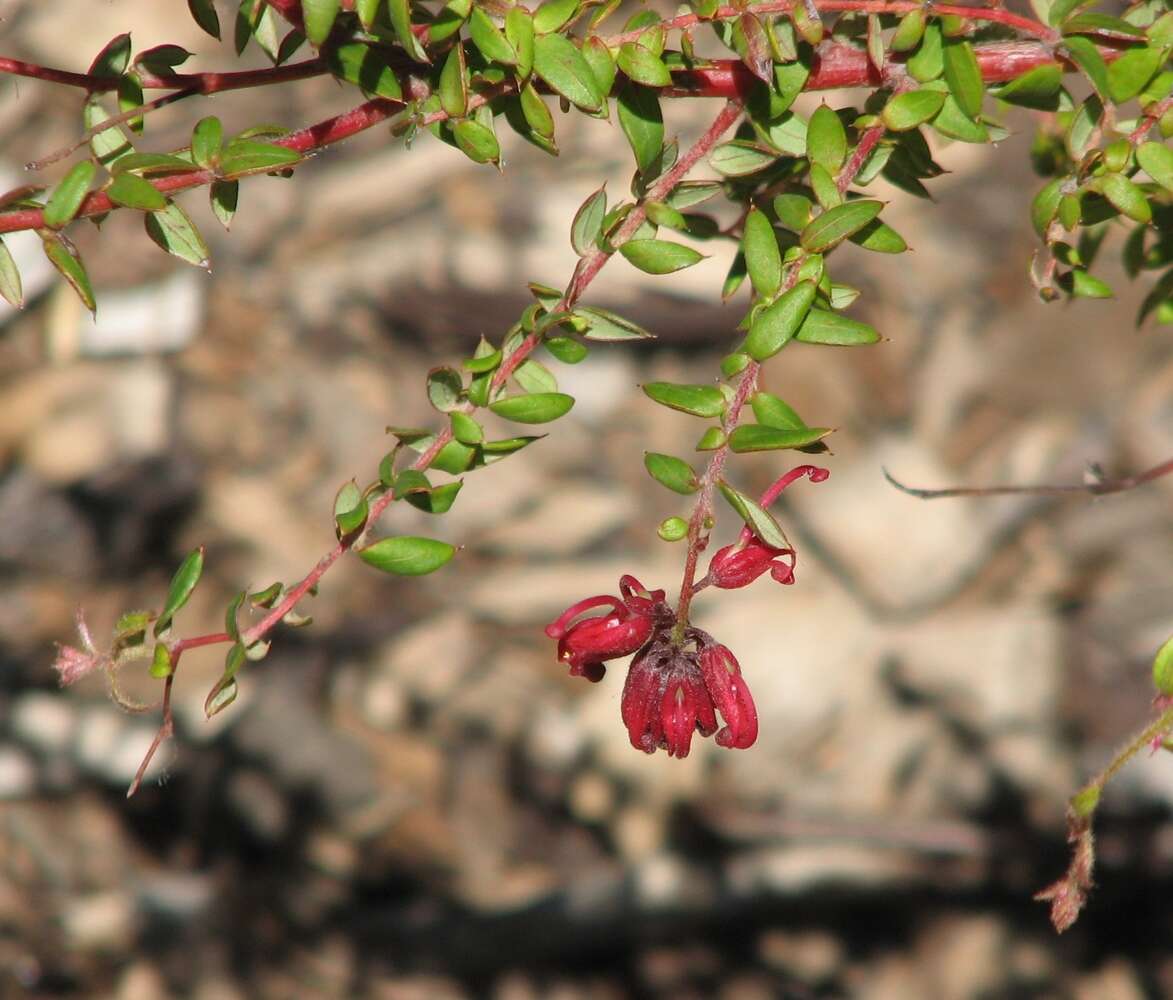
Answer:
xmin=699 ymin=643 xmax=758 ymax=749
xmin=544 ymin=575 xmax=668 ymax=682
xmin=707 ymin=537 xmax=795 ymax=589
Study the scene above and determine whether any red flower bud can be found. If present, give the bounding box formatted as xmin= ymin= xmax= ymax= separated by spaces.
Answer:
xmin=699 ymin=643 xmax=758 ymax=750
xmin=707 ymin=539 xmax=795 ymax=589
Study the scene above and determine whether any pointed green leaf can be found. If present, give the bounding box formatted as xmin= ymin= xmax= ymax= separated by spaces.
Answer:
xmin=617 ymin=42 xmax=672 ymax=87
xmin=575 ymin=306 xmax=654 ymax=341
xmin=519 ymin=81 xmax=554 ymax=140
xmin=745 ymin=279 xmax=816 ymax=361
xmin=514 ymin=359 xmax=558 ymax=393
xmin=210 ymin=179 xmax=239 ymax=230
xmin=993 ymin=63 xmax=1063 ymax=109
xmin=84 ymin=96 xmax=133 ymax=167
xmin=728 ymin=424 xmax=832 ymax=452
xmin=618 ymin=84 xmax=663 ymax=174
xmin=1062 ymin=12 xmax=1145 ymax=40
xmin=800 ymin=200 xmax=884 ymax=253
xmin=0 ymin=237 xmax=21 ymax=308
xmin=191 ymin=116 xmax=223 ymax=169
xmin=42 ymin=234 xmax=95 ymax=314
xmin=571 ymin=185 xmax=607 ymax=256
xmin=545 ymin=336 xmax=588 ymax=363
xmin=390 ymin=0 xmax=430 ymax=61
xmin=427 ymin=367 xmax=464 ymax=412
xmin=773 ymin=193 xmax=814 ymax=232
xmin=302 ymin=0 xmax=340 ymax=45
xmin=620 ymin=239 xmax=703 ymax=274
xmin=334 ymin=480 xmax=369 ymax=538
xmin=188 ymin=0 xmax=222 ymax=38
xmin=439 ymin=40 xmax=468 ymax=118
xmin=450 ymin=411 xmax=484 ymax=445
xmin=1107 ymin=45 xmax=1165 ymax=103
xmin=882 ymin=88 xmax=946 ymax=131
xmin=1099 ymin=173 xmax=1151 ymax=223
xmin=907 ymin=22 xmax=943 ymax=82
xmin=806 ymin=105 xmax=847 ymax=171
xmin=106 ymin=172 xmax=166 ymax=212
xmin=453 ymin=119 xmax=500 ymax=164
xmin=533 ymin=33 xmax=601 ymax=110
xmin=717 ymin=480 xmax=790 ymax=549
xmin=506 ymin=8 xmax=536 ymax=78
xmin=219 ymin=139 xmax=300 ymax=176
xmin=359 ymin=536 xmax=456 ymax=576
xmin=154 ymin=547 xmax=205 ymax=636
xmin=1138 ymin=141 xmax=1173 ymax=192
xmin=406 ymin=480 xmax=463 ymax=514
xmin=850 ymin=219 xmax=908 ymax=254
xmin=145 ymin=201 xmax=210 ymax=267
xmin=44 ymin=161 xmax=96 ymax=229
xmin=89 ymin=33 xmax=132 ymax=76
xmin=489 ymin=392 xmax=575 ymax=423
xmin=205 ymin=644 xmax=245 ymax=717
xmin=644 ymin=452 xmax=699 ymax=494
xmin=942 ymin=39 xmax=983 ymax=119
xmin=710 ymin=140 xmax=777 ymax=177
xmin=742 ymin=207 xmax=781 ymax=299
xmin=642 ymin=382 xmax=726 ymax=418
xmin=581 ymin=36 xmax=616 ymax=98
xmin=324 ymin=41 xmax=404 ymax=99
xmin=1063 ymin=35 xmax=1110 ymax=96
xmin=696 ymin=426 xmax=727 ymax=450
xmin=111 ymin=152 xmax=199 ymax=175
xmin=796 ymin=306 xmax=880 ymax=345
xmin=1153 ymin=633 xmax=1173 ymax=695
xmin=891 ymin=9 xmax=925 ymax=51
xmin=751 ymin=391 xmax=805 ymax=429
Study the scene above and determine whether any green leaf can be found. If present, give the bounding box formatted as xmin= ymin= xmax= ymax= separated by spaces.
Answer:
xmin=84 ymin=96 xmax=133 ymax=167
xmin=188 ymin=0 xmax=222 ymax=38
xmin=219 ymin=139 xmax=300 ymax=176
xmin=359 ymin=536 xmax=456 ymax=576
xmin=617 ymin=84 xmax=663 ymax=174
xmin=851 ymin=219 xmax=908 ymax=254
xmin=106 ymin=172 xmax=166 ymax=212
xmin=519 ymin=81 xmax=554 ymax=142
xmin=1067 ymin=93 xmax=1103 ymax=159
xmin=1063 ymin=35 xmax=1110 ymax=97
xmin=993 ymin=63 xmax=1063 ymax=109
xmin=796 ymin=306 xmax=881 ymax=345
xmin=89 ymin=33 xmax=132 ymax=76
xmin=571 ymin=185 xmax=606 ymax=256
xmin=44 ymin=161 xmax=96 ymax=229
xmin=882 ymin=88 xmax=946 ymax=131
xmin=696 ymin=426 xmax=727 ymax=450
xmin=1057 ymin=268 xmax=1114 ymax=298
xmin=620 ymin=239 xmax=703 ymax=274
xmin=773 ymin=193 xmax=814 ymax=232
xmin=642 ymin=381 xmax=726 ymax=418
xmin=942 ymin=39 xmax=983 ymax=119
xmin=617 ymin=42 xmax=672 ymax=87
xmin=357 ymin=0 xmax=382 ymax=29
xmin=406 ymin=480 xmax=463 ymax=514
xmin=533 ymin=0 xmax=580 ymax=34
xmin=112 ymin=152 xmax=199 ymax=175
xmin=1031 ymin=178 xmax=1063 ymax=237
xmin=427 ymin=367 xmax=464 ymax=411
xmin=717 ymin=480 xmax=790 ymax=550
xmin=575 ymin=306 xmax=654 ymax=341
xmin=145 ymin=201 xmax=210 ymax=268
xmin=1100 ymin=172 xmax=1152 ymax=224
xmin=41 ymin=234 xmax=96 ymax=314
xmin=205 ymin=644 xmax=245 ymax=717
xmin=191 ymin=117 xmax=223 ymax=169
xmin=154 ymin=547 xmax=205 ymax=636
xmin=710 ymin=140 xmax=777 ymax=176
xmin=806 ymin=105 xmax=846 ymax=171
xmin=302 ymin=0 xmax=340 ymax=45
xmin=464 ymin=338 xmax=503 ymax=372
xmin=1153 ymin=633 xmax=1173 ymax=695
xmin=545 ymin=336 xmax=588 ymax=363
xmin=644 ymin=452 xmax=699 ymax=494
xmin=745 ymin=280 xmax=816 ymax=361
xmin=751 ymin=391 xmax=805 ymax=429
xmin=0 ymin=237 xmax=21 ymax=308
xmin=453 ymin=119 xmax=500 ymax=165
xmin=1062 ymin=12 xmax=1145 ymax=39
xmin=658 ymin=516 xmax=689 ymax=541
xmin=514 ymin=359 xmax=558 ymax=393
xmin=1138 ymin=141 xmax=1173 ymax=192
xmin=533 ymin=33 xmax=601 ymax=111
xmin=489 ymin=392 xmax=575 ymax=423
xmin=389 ymin=0 xmax=430 ymax=62
xmin=439 ymin=39 xmax=468 ymax=118
xmin=907 ymin=22 xmax=943 ymax=82
xmin=481 ymin=435 xmax=544 ymax=455
xmin=450 ymin=411 xmax=484 ymax=445
xmin=801 ymin=200 xmax=884 ymax=253
xmin=1107 ymin=45 xmax=1166 ymax=103
xmin=333 ymin=480 xmax=369 ymax=538
xmin=581 ymin=37 xmax=616 ymax=98
xmin=891 ymin=9 xmax=926 ymax=51
xmin=506 ymin=7 xmax=536 ymax=78
xmin=667 ymin=182 xmax=723 ymax=210
xmin=729 ymin=424 xmax=832 ymax=452
xmin=210 ymin=179 xmax=239 ymax=230
xmin=325 ymin=42 xmax=404 ymax=100
xmin=150 ymin=643 xmax=173 ymax=680
xmin=742 ymin=208 xmax=782 ymax=299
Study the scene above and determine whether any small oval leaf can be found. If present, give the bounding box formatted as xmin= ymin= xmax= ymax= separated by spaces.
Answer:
xmin=642 ymin=381 xmax=726 ymax=418
xmin=644 ymin=452 xmax=699 ymax=494
xmin=358 ymin=536 xmax=456 ymax=576
xmin=489 ymin=392 xmax=575 ymax=423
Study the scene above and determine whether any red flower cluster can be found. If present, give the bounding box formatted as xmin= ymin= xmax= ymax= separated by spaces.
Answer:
xmin=545 ymin=575 xmax=756 ymax=757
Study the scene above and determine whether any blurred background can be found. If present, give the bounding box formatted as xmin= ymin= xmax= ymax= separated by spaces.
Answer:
xmin=3 ymin=2 xmax=1173 ymax=997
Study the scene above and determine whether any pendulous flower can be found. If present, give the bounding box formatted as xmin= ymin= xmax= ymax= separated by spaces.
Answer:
xmin=547 ymin=578 xmax=759 ymax=757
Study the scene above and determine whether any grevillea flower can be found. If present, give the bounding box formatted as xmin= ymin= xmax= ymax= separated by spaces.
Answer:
xmin=706 ymin=464 xmax=828 ymax=590
xmin=547 ymin=579 xmax=758 ymax=757
xmin=544 ymin=575 xmax=667 ymax=682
